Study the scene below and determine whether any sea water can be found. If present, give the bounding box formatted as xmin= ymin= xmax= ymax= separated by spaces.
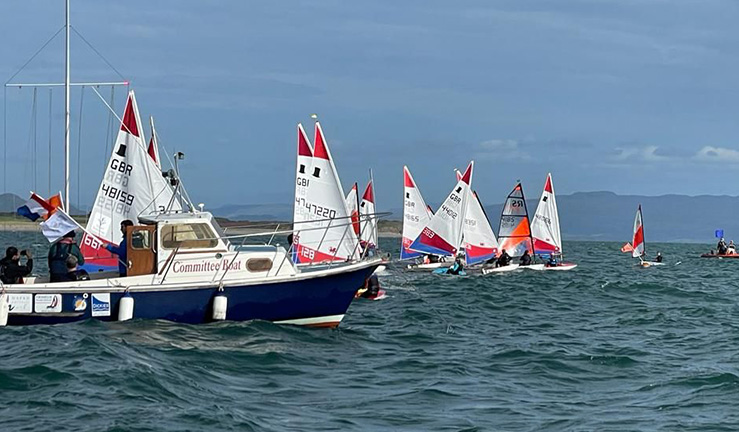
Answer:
xmin=1 ymin=232 xmax=738 ymax=431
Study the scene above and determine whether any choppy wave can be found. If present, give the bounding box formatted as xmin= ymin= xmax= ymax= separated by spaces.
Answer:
xmin=1 ymin=234 xmax=739 ymax=430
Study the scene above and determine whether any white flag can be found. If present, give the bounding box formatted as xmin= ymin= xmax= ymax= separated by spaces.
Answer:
xmin=40 ymin=209 xmax=81 ymax=243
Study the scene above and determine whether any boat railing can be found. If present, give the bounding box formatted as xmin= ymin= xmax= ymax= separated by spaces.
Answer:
xmin=157 ymin=212 xmax=389 ymax=283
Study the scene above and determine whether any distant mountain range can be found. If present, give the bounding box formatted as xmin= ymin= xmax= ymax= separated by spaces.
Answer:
xmin=209 ymin=191 xmax=737 ymax=243
xmin=3 ymin=191 xmax=731 ymax=243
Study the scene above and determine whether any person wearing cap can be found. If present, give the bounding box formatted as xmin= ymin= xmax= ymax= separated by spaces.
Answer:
xmin=105 ymin=219 xmax=134 ymax=277
xmin=48 ymin=230 xmax=84 ymax=282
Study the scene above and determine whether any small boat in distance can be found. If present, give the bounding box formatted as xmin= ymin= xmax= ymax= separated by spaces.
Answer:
xmin=622 ymin=205 xmax=664 ymax=267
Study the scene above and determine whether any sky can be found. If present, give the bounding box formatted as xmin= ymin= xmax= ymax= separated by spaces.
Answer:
xmin=2 ymin=0 xmax=739 ymax=212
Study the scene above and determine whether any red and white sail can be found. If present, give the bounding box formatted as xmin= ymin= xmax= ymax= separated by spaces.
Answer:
xmin=359 ymin=179 xmax=378 ymax=247
xmin=82 ymin=90 xmax=180 ymax=270
xmin=345 ymin=182 xmax=360 ymax=237
xmin=463 ymin=191 xmax=499 ymax=265
xmin=293 ymin=123 xmax=314 ymax=236
xmin=293 ymin=122 xmax=358 ymax=263
xmin=632 ymin=205 xmax=645 ymax=258
xmin=409 ymin=161 xmax=473 ymax=256
xmin=531 ymin=173 xmax=562 ymax=256
xmin=401 ymin=166 xmax=433 ymax=260
xmin=147 ymin=116 xmax=161 ymax=168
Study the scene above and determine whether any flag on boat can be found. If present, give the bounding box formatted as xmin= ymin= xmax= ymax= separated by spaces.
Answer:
xmin=531 ymin=173 xmax=562 ymax=257
xmin=16 ymin=192 xmax=54 ymax=221
xmin=16 ymin=192 xmax=63 ymax=221
xmin=620 ymin=242 xmax=634 ymax=253
xmin=410 ymin=161 xmax=473 ymax=257
xmin=401 ymin=166 xmax=434 ymax=260
xmin=715 ymin=229 xmax=724 ymax=239
xmin=497 ymin=182 xmax=533 ymax=257
xmin=40 ymin=208 xmax=81 ymax=243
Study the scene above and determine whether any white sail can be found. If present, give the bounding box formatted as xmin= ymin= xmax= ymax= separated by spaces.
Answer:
xmin=82 ymin=90 xmax=180 ymax=267
xmin=401 ymin=166 xmax=433 ymax=260
xmin=463 ymin=191 xmax=499 ymax=265
xmin=294 ymin=122 xmax=358 ymax=263
xmin=531 ymin=173 xmax=562 ymax=256
xmin=293 ymin=123 xmax=314 ymax=233
xmin=359 ymin=179 xmax=378 ymax=247
xmin=633 ymin=205 xmax=645 ymax=258
xmin=409 ymin=161 xmax=473 ymax=256
xmin=345 ymin=182 xmax=360 ymax=238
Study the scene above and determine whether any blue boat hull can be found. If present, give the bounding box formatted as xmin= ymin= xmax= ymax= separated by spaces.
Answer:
xmin=7 ymin=262 xmax=378 ymax=328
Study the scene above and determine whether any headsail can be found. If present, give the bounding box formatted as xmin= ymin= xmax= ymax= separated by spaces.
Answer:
xmin=409 ymin=161 xmax=473 ymax=256
xmin=345 ymin=182 xmax=360 ymax=237
xmin=463 ymin=191 xmax=499 ymax=265
xmin=632 ymin=205 xmax=645 ymax=258
xmin=497 ymin=182 xmax=533 ymax=257
xmin=359 ymin=179 xmax=378 ymax=248
xmin=531 ymin=173 xmax=562 ymax=256
xmin=293 ymin=122 xmax=358 ymax=263
xmin=82 ymin=90 xmax=180 ymax=270
xmin=401 ymin=166 xmax=433 ymax=260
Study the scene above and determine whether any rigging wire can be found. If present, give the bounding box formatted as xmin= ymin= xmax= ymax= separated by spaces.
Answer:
xmin=48 ymin=89 xmax=53 ymax=196
xmin=70 ymin=27 xmax=126 ymax=82
xmin=4 ymin=26 xmax=65 ymax=86
xmin=76 ymin=85 xmax=85 ymax=212
xmin=103 ymin=86 xmax=115 ymax=171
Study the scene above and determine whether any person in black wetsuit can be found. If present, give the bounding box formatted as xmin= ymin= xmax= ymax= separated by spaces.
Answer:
xmin=655 ymin=252 xmax=663 ymax=263
xmin=519 ymin=250 xmax=532 ymax=266
xmin=495 ymin=249 xmax=512 ymax=268
xmin=717 ymin=238 xmax=728 ymax=255
xmin=0 ymin=247 xmax=33 ymax=284
xmin=359 ymin=273 xmax=381 ymax=298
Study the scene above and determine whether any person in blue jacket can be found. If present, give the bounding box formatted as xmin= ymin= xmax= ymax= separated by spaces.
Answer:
xmin=105 ymin=220 xmax=134 ymax=276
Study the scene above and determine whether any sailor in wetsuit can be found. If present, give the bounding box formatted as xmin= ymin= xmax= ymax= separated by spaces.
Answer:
xmin=546 ymin=255 xmax=559 ymax=267
xmin=359 ymin=273 xmax=381 ymax=298
xmin=519 ymin=250 xmax=532 ymax=266
xmin=655 ymin=252 xmax=663 ymax=263
xmin=446 ymin=256 xmax=465 ymax=275
xmin=495 ymin=249 xmax=512 ymax=268
xmin=717 ymin=238 xmax=728 ymax=255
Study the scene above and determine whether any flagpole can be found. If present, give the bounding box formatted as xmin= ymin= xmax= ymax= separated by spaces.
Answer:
xmin=64 ymin=0 xmax=71 ymax=211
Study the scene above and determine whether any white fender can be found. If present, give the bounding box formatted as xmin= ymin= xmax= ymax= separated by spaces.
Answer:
xmin=212 ymin=293 xmax=227 ymax=321
xmin=0 ymin=291 xmax=8 ymax=326
xmin=118 ymin=293 xmax=134 ymax=321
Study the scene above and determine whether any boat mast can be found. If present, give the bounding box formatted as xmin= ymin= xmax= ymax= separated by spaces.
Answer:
xmin=64 ymin=0 xmax=71 ymax=211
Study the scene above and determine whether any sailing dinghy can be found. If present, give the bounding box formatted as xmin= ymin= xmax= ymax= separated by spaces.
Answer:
xmin=481 ymin=182 xmax=532 ymax=274
xmin=408 ymin=161 xmax=474 ymax=271
xmin=401 ymin=166 xmax=447 ymax=270
xmin=622 ymin=205 xmax=664 ymax=267
xmin=528 ymin=173 xmax=577 ymax=271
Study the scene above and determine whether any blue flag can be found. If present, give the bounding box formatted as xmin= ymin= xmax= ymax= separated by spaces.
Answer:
xmin=716 ymin=229 xmax=724 ymax=238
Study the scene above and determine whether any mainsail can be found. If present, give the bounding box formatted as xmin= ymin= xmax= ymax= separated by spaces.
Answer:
xmin=531 ymin=173 xmax=562 ymax=256
xmin=401 ymin=166 xmax=433 ymax=260
xmin=632 ymin=205 xmax=645 ymax=258
xmin=345 ymin=182 xmax=360 ymax=237
xmin=359 ymin=179 xmax=378 ymax=248
xmin=82 ymin=90 xmax=180 ymax=269
xmin=409 ymin=161 xmax=473 ymax=256
xmin=463 ymin=191 xmax=499 ymax=265
xmin=293 ymin=123 xmax=314 ymax=233
xmin=293 ymin=122 xmax=358 ymax=263
xmin=147 ymin=116 xmax=161 ymax=168
xmin=497 ymin=182 xmax=533 ymax=257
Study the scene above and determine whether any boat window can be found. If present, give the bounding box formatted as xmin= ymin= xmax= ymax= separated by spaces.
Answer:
xmin=131 ymin=229 xmax=151 ymax=250
xmin=246 ymin=258 xmax=273 ymax=272
xmin=161 ymin=223 xmax=218 ymax=249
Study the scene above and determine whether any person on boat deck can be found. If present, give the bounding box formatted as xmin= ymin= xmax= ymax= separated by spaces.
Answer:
xmin=360 ymin=273 xmax=381 ymax=298
xmin=105 ymin=219 xmax=134 ymax=277
xmin=447 ymin=256 xmax=465 ymax=275
xmin=717 ymin=238 xmax=728 ymax=255
xmin=62 ymin=255 xmax=90 ymax=282
xmin=0 ymin=247 xmax=33 ymax=284
xmin=728 ymin=241 xmax=736 ymax=254
xmin=48 ymin=231 xmax=84 ymax=282
xmin=519 ymin=250 xmax=532 ymax=266
xmin=655 ymin=252 xmax=663 ymax=263
xmin=546 ymin=255 xmax=559 ymax=267
xmin=495 ymin=249 xmax=512 ymax=268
